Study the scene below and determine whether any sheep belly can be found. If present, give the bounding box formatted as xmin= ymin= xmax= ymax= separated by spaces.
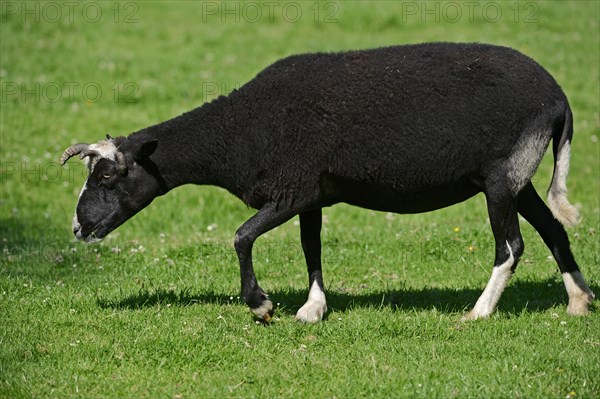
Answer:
xmin=322 ymin=174 xmax=481 ymax=214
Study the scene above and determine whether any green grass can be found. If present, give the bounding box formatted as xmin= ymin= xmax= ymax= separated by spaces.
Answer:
xmin=1 ymin=1 xmax=599 ymax=398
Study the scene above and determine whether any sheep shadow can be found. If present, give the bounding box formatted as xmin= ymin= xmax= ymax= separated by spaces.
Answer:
xmin=97 ymin=278 xmax=594 ymax=316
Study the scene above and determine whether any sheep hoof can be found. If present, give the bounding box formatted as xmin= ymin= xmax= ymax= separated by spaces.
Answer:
xmin=295 ymin=302 xmax=327 ymax=323
xmin=460 ymin=312 xmax=475 ymax=322
xmin=567 ymin=293 xmax=594 ymax=316
xmin=296 ymin=295 xmax=327 ymax=323
xmin=251 ymin=297 xmax=274 ymax=322
xmin=260 ymin=312 xmax=272 ymax=323
xmin=461 ymin=309 xmax=485 ymax=321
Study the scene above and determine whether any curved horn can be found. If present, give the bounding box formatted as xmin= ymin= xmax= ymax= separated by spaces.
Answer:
xmin=116 ymin=151 xmax=127 ymax=175
xmin=79 ymin=148 xmax=100 ymax=160
xmin=60 ymin=143 xmax=89 ymax=165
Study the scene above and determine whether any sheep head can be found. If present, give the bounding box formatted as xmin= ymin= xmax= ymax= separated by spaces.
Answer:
xmin=60 ymin=134 xmax=161 ymax=242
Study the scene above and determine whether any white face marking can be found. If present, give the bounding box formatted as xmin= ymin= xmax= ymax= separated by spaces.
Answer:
xmin=463 ymin=241 xmax=514 ymax=320
xmin=562 ymin=271 xmax=594 ymax=315
xmin=72 ymin=180 xmax=87 ymax=236
xmin=84 ymin=140 xmax=118 ymax=172
xmin=72 ymin=180 xmax=102 ymax=242
xmin=547 ymin=143 xmax=579 ymax=227
xmin=295 ymin=280 xmax=327 ymax=323
xmin=72 ymin=139 xmax=118 ymax=241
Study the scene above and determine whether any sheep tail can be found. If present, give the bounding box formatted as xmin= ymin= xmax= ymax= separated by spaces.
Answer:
xmin=547 ymin=106 xmax=579 ymax=227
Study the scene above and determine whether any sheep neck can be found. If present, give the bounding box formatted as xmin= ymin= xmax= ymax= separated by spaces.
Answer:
xmin=128 ymin=95 xmax=248 ymax=199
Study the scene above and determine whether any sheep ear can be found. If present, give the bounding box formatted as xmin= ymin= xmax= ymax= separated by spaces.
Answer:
xmin=134 ymin=139 xmax=158 ymax=161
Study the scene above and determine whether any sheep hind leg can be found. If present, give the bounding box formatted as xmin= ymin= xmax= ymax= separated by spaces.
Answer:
xmin=463 ymin=187 xmax=524 ymax=320
xmin=295 ymin=209 xmax=327 ymax=323
xmin=234 ymin=202 xmax=298 ymax=322
xmin=517 ymin=183 xmax=594 ymax=315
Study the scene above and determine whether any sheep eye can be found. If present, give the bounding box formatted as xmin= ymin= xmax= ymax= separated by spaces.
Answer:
xmin=102 ymin=173 xmax=112 ymax=179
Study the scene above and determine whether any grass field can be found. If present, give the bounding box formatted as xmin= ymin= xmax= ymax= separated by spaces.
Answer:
xmin=1 ymin=1 xmax=599 ymax=398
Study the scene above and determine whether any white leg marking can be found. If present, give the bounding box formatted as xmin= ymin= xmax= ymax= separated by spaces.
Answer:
xmin=251 ymin=297 xmax=274 ymax=321
xmin=563 ymin=271 xmax=594 ymax=316
xmin=296 ymin=281 xmax=327 ymax=323
xmin=463 ymin=242 xmax=514 ymax=321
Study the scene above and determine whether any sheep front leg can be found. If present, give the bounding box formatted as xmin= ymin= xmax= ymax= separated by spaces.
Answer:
xmin=234 ymin=202 xmax=296 ymax=322
xmin=295 ymin=209 xmax=327 ymax=323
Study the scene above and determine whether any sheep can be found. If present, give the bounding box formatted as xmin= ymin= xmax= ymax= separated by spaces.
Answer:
xmin=60 ymin=42 xmax=594 ymax=323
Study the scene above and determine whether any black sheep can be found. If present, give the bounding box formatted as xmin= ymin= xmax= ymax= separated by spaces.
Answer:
xmin=61 ymin=43 xmax=594 ymax=322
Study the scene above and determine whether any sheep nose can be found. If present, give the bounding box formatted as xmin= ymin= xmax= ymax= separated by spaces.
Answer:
xmin=72 ymin=213 xmax=82 ymax=238
xmin=73 ymin=219 xmax=82 ymax=237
